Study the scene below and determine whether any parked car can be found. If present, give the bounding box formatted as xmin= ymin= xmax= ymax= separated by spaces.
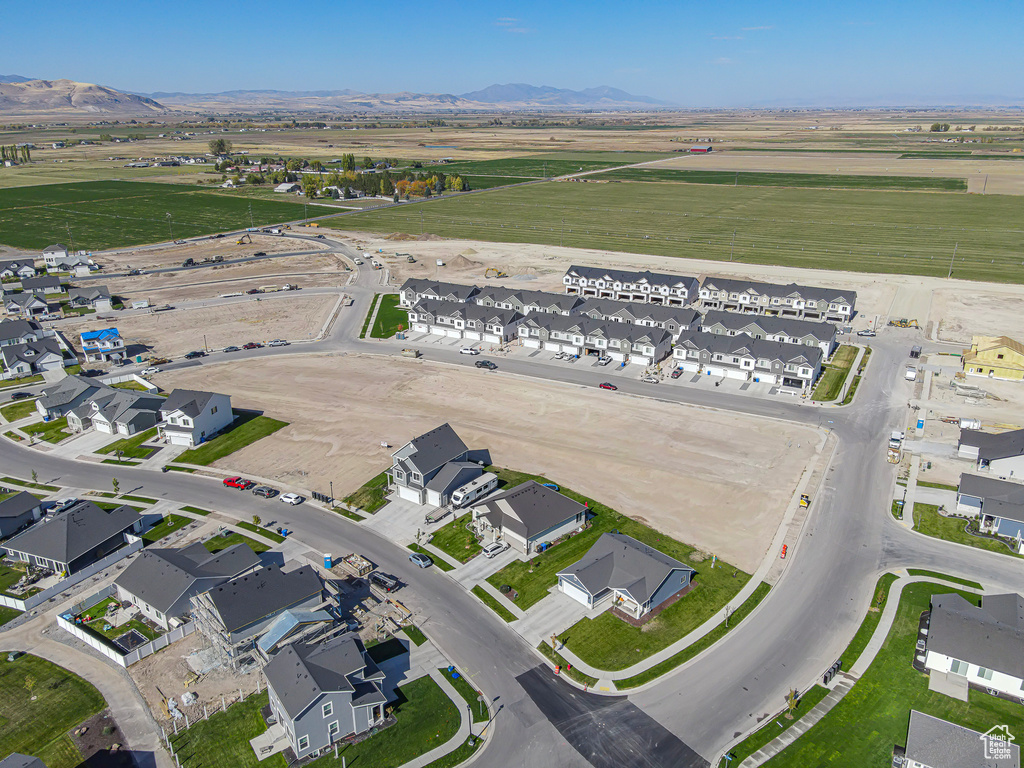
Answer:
xmin=223 ymin=345 xmax=241 ymax=353
xmin=51 ymin=498 xmax=79 ymax=513
xmin=553 ymin=352 xmax=565 ymax=360
xmin=174 ymin=239 xmax=186 ymax=245
xmin=252 ymin=486 xmax=278 ymax=499
xmin=596 ymin=356 xmax=612 ymax=366
xmin=353 ymin=258 xmax=363 ymax=265
xmin=482 ymin=541 xmax=509 ymax=559
xmin=253 ymin=251 xmax=267 ymax=257
xmin=214 ymin=233 xmax=225 ymax=239
xmin=184 ymin=350 xmax=206 ymax=359
xmin=857 ymin=329 xmax=877 ymax=337
xmin=459 ymin=347 xmax=480 ymax=355
xmin=268 ymin=339 xmax=289 ymax=347
xmin=598 ymin=382 xmax=618 ymax=390
xmin=640 ymin=375 xmax=659 ymax=384
xmin=140 ymin=367 xmax=161 ymax=376
xmin=670 ymin=368 xmax=683 ymax=379
xmin=246 ymin=288 xmax=262 ymax=295
xmin=475 ymin=360 xmax=497 ymax=370
xmin=223 ymin=476 xmax=255 ymax=490
xmin=316 ymin=234 xmax=326 ymax=239
xmin=369 ymin=571 xmax=400 ymax=592
xmin=409 ymin=552 xmax=432 ymax=568
xmin=126 ymin=269 xmax=142 ymax=276
xmin=279 ymin=493 xmax=304 ymax=505
xmin=9 ymin=391 xmax=32 ymax=400
xmin=243 ymin=342 xmax=263 ymax=349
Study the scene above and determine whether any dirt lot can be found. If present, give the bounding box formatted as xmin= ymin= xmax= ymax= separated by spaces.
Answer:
xmin=156 ymin=353 xmax=821 ymax=572
xmin=920 ymin=371 xmax=1024 ymax=430
xmin=63 ymin=295 xmax=336 ymax=358
xmin=930 ymin=288 xmax=1024 ymax=344
xmin=95 ymin=233 xmax=329 ymax=272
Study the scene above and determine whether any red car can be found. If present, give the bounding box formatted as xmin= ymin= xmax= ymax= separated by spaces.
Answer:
xmin=598 ymin=382 xmax=617 ymax=390
xmin=243 ymin=342 xmax=263 ymax=350
xmin=670 ymin=368 xmax=683 ymax=379
xmin=223 ymin=476 xmax=255 ymax=490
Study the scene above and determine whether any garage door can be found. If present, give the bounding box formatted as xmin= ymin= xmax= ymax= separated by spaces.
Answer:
xmin=705 ymin=366 xmax=727 ymax=377
xmin=558 ymin=578 xmax=591 ymax=607
xmin=725 ymin=368 xmax=749 ymax=381
xmin=524 ymin=338 xmax=541 ymax=349
xmin=446 ymin=329 xmax=462 ymax=339
xmin=397 ymin=485 xmax=421 ymax=504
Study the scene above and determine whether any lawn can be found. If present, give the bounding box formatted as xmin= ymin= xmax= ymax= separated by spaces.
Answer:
xmin=811 ymin=345 xmax=858 ymax=402
xmin=238 ymin=520 xmax=285 ymax=542
xmin=0 ymin=654 xmax=106 ymax=768
xmin=485 ymin=467 xmax=748 ymax=613
xmin=359 ymin=294 xmax=379 ymax=339
xmin=343 ymin=469 xmax=390 ymax=513
xmin=0 ymin=561 xmax=28 ymax=594
xmin=905 ymin=569 xmax=982 ymax=590
xmin=471 ymin=585 xmax=516 ymax=622
xmin=0 ymin=398 xmax=38 ymax=422
xmin=141 ymin=514 xmax=191 ymax=545
xmin=0 ymin=606 xmax=21 ymax=627
xmin=170 ymin=691 xmax=285 ymax=768
xmin=181 ymin=505 xmax=212 ymax=515
xmin=323 ymin=179 xmax=1024 ymax=284
xmin=429 ymin=514 xmax=482 ymax=563
xmin=0 ymin=476 xmax=60 ymax=491
xmin=204 ymin=532 xmax=270 ymax=554
xmin=588 ymin=167 xmax=966 ymax=192
xmin=25 ymin=416 xmax=69 ymax=444
xmin=369 ymin=294 xmax=407 ymax=339
xmin=402 ymin=625 xmax=428 ymax=646
xmin=536 ymin=641 xmax=599 ymax=686
xmin=838 ymin=573 xmax=899 ymax=670
xmin=912 ymin=503 xmax=1019 ymax=558
xmin=111 ymin=381 xmax=151 ymax=391
xmin=176 ymin=413 xmax=288 ymax=466
xmin=438 ymin=667 xmax=488 ymax=723
xmin=916 ymin=480 xmax=959 ymax=492
xmin=102 ymin=458 xmax=141 ymax=466
xmin=762 ymin=583 xmax=1023 ymax=767
xmin=719 ymin=685 xmax=831 ymax=767
xmin=78 ymin=596 xmax=160 ymax=643
xmin=0 ymin=180 xmax=310 ymax=251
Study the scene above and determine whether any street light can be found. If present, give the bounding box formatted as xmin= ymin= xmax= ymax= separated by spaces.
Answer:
xmin=477 ymin=694 xmax=484 ymax=720
xmin=329 ymin=481 xmax=334 ymax=506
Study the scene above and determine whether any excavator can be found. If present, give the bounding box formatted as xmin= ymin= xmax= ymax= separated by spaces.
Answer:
xmin=484 ymin=268 xmax=508 ymax=279
xmin=235 ymin=233 xmax=252 ymax=245
xmin=887 ymin=318 xmax=920 ymax=328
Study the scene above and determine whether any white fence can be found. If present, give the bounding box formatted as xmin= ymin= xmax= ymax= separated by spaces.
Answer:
xmin=0 ymin=536 xmax=143 ymax=612
xmin=98 ymin=372 xmax=158 ymax=392
xmin=57 ymin=584 xmax=196 ymax=667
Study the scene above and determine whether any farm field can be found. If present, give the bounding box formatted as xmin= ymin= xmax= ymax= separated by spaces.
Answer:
xmin=0 ymin=180 xmax=308 ymax=251
xmin=324 ymin=180 xmax=1024 ymax=284
xmin=588 ymin=167 xmax=966 ymax=191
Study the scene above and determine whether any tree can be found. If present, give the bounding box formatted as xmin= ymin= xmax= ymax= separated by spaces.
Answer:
xmin=363 ymin=157 xmax=373 ymax=170
xmin=209 ymin=138 xmax=232 ymax=155
xmin=252 ymin=515 xmax=261 ymax=526
xmin=303 ymin=175 xmax=322 ymax=198
xmin=310 ymin=160 xmax=324 ymax=173
xmin=112 ymin=477 xmax=120 ymax=495
xmin=342 ymin=154 xmax=355 ymax=172
xmin=784 ymin=689 xmax=799 ymax=719
xmin=31 ymin=470 xmax=37 ymax=484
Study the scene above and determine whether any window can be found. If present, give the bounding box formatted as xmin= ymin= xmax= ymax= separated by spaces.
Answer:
xmin=328 ymin=721 xmax=339 ymax=737
xmin=297 ymin=735 xmax=309 ymax=752
xmin=998 ymin=354 xmax=1005 ymax=360
xmin=323 ymin=701 xmax=333 ymax=718
xmin=950 ymin=659 xmax=969 ymax=676
xmin=210 ymin=405 xmax=217 ymax=415
xmin=977 ymin=666 xmax=994 ymax=681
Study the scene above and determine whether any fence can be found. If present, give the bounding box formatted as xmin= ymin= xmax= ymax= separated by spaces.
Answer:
xmin=98 ymin=372 xmax=158 ymax=392
xmin=56 ymin=583 xmax=196 ymax=667
xmin=0 ymin=536 xmax=143 ymax=611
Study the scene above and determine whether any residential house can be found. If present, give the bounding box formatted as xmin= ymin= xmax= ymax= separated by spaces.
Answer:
xmin=3 ymin=500 xmax=141 ymax=575
xmin=0 ymin=338 xmax=66 ymax=379
xmin=20 ymin=276 xmax=63 ymax=296
xmin=397 ymin=279 xmax=480 ymax=309
xmin=962 ymin=336 xmax=1024 ymax=381
xmin=406 ymin=299 xmax=525 ymax=343
xmin=257 ymin=609 xmax=335 ymax=658
xmin=68 ymin=286 xmax=113 ymax=312
xmin=474 ymin=286 xmax=585 ymax=316
xmin=0 ymin=319 xmax=52 ymax=347
xmin=0 ymin=491 xmax=44 ymax=539
xmin=673 ymin=329 xmax=824 ymax=392
xmin=902 ymin=710 xmax=1019 ymax=768
xmin=66 ymin=388 xmax=164 ymax=436
xmin=389 ymin=423 xmax=490 ymax=505
xmin=274 ymin=183 xmax=301 ymax=193
xmin=471 ymin=481 xmax=587 ymax=554
xmin=955 ymin=474 xmax=1024 ymax=545
xmin=264 ymin=635 xmax=387 ymax=760
xmin=562 ymin=265 xmax=699 ymax=307
xmin=698 ymin=277 xmax=857 ymax=323
xmin=157 ymin=389 xmax=233 ymax=447
xmin=80 ymin=328 xmax=125 ymax=362
xmin=36 ymin=375 xmax=111 ymax=419
xmin=4 ymin=292 xmax=49 ymax=319
xmin=190 ymin=564 xmax=326 ymax=668
xmin=0 ymin=260 xmax=37 ymax=280
xmin=699 ymin=310 xmax=838 ymax=358
xmin=114 ymin=542 xmax=261 ymax=630
xmin=517 ymin=314 xmax=673 ymax=366
xmin=924 ymin=592 xmax=1024 ymax=700
xmin=576 ymin=297 xmax=702 ymax=339
xmin=958 ymin=428 xmax=1024 ymax=478
xmin=557 ymin=533 xmax=695 ymax=620
xmin=41 ymin=244 xmax=89 ymax=271
xmin=0 ymin=755 xmax=48 ymax=768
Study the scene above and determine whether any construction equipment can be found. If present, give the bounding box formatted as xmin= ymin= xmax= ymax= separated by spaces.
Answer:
xmin=485 ymin=268 xmax=509 ymax=279
xmin=235 ymin=233 xmax=252 ymax=245
xmin=887 ymin=318 xmax=920 ymax=328
xmin=799 ymin=494 xmax=811 ymax=508
xmin=887 ymin=448 xmax=902 ymax=464
xmin=339 ymin=553 xmax=373 ymax=577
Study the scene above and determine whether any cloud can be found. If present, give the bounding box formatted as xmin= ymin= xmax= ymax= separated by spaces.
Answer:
xmin=495 ymin=17 xmax=518 ymax=24
xmin=712 ymin=35 xmax=744 ymax=40
xmin=495 ymin=17 xmax=532 ymax=33
xmin=742 ymin=25 xmax=774 ymax=31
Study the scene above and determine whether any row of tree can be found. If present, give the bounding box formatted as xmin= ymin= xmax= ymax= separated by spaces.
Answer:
xmin=299 ymin=168 xmax=469 ymax=199
xmin=0 ymin=145 xmax=30 ymax=163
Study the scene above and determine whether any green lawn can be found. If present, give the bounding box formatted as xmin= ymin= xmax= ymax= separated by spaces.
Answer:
xmin=0 ymin=180 xmax=310 ymax=251
xmin=838 ymin=573 xmax=899 ymax=670
xmin=25 ymin=416 xmax=69 ymax=444
xmin=323 ymin=180 xmax=1024 ymax=284
xmin=102 ymin=458 xmax=141 ymax=466
xmin=238 ymin=520 xmax=285 ymax=542
xmin=343 ymin=469 xmax=390 ymax=513
xmin=0 ymin=476 xmax=59 ymax=491
xmin=0 ymin=399 xmax=38 ymax=422
xmin=536 ymin=642 xmax=599 ymax=686
xmin=0 ymin=374 xmax=43 ymax=388
xmin=589 ymin=167 xmax=966 ymax=192
xmin=204 ymin=532 xmax=270 ymax=554
xmin=0 ymin=562 xmax=28 ymax=594
xmin=471 ymin=585 xmax=517 ymax=622
xmin=369 ymin=294 xmax=407 ymax=338
xmin=429 ymin=514 xmax=482 ymax=563
xmin=906 ymin=569 xmax=982 ymax=589
xmin=0 ymin=606 xmax=21 ymax=627
xmin=176 ymin=413 xmax=288 ymax=466
xmin=170 ymin=691 xmax=285 ymax=768
xmin=79 ymin=596 xmax=160 ymax=644
xmin=408 ymin=543 xmax=454 ymax=572
xmin=438 ymin=667 xmax=488 ymax=723
xmin=181 ymin=505 xmax=211 ymax=515
xmin=763 ymin=583 xmax=1023 ymax=767
xmin=141 ymin=514 xmax=190 ymax=545
xmin=402 ymin=625 xmax=428 ymax=646
xmin=96 ymin=426 xmax=158 ymax=459
xmin=912 ymin=503 xmax=1020 ymax=558
xmin=120 ymin=494 xmax=157 ymax=504
xmin=719 ymin=685 xmax=831 ymax=767
xmin=0 ymin=654 xmax=106 ymax=768
xmin=111 ymin=381 xmax=151 ymax=392
xmin=359 ymin=294 xmax=379 ymax=339
xmin=916 ymin=480 xmax=959 ymax=492
xmin=485 ymin=467 xmax=748 ymax=614
xmin=811 ymin=345 xmax=858 ymax=402
xmin=422 ymin=737 xmax=481 ymax=768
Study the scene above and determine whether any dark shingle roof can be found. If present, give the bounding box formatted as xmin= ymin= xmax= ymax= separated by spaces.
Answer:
xmin=3 ymin=501 xmax=140 ymax=565
xmin=0 ymin=755 xmax=48 ymax=768
xmin=207 ymin=565 xmax=322 ymax=633
xmin=68 ymin=285 xmax=110 ymax=303
xmin=0 ymin=319 xmax=42 ymax=342
xmin=928 ymin=592 xmax=1024 ymax=680
xmin=475 ymin=481 xmax=585 ymax=540
xmin=565 ymin=265 xmax=699 ymax=292
xmin=675 ymin=329 xmax=824 ymax=367
xmin=959 ymin=428 xmax=1024 ymax=462
xmin=0 ymin=338 xmax=63 ymax=369
xmin=700 ymin=310 xmax=837 ymax=343
xmin=958 ymin=474 xmax=1024 ymax=505
xmin=700 ymin=276 xmax=856 ymax=306
xmin=160 ymin=389 xmax=219 ymax=419
xmin=38 ymin=375 xmax=109 ymax=409
xmin=392 ymin=423 xmax=468 ymax=478
xmin=0 ymin=491 xmax=42 ymax=520
xmin=906 ymin=710 xmax=1020 ymax=768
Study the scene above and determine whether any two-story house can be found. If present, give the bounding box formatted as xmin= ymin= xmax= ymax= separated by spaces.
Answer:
xmin=397 ymin=279 xmax=480 ymax=309
xmin=961 ymin=336 xmax=1024 ymax=381
xmin=264 ymin=635 xmax=387 ymax=760
xmin=41 ymin=244 xmax=90 ymax=271
xmin=0 ymin=319 xmax=52 ymax=347
xmin=157 ymin=389 xmax=233 ymax=447
xmin=698 ymin=277 xmax=856 ymax=323
xmin=517 ymin=314 xmax=672 ymax=366
xmin=389 ymin=423 xmax=489 ymax=506
xmin=67 ymin=388 xmax=164 ymax=436
xmin=562 ymin=265 xmax=699 ymax=307
xmin=80 ymin=328 xmax=125 ymax=362
xmin=0 ymin=337 xmax=66 ymax=379
xmin=474 ymin=286 xmax=585 ymax=316
xmin=958 ymin=428 xmax=1024 ymax=478
xmin=673 ymin=329 xmax=823 ymax=392
xmin=699 ymin=310 xmax=838 ymax=358
xmin=406 ymin=299 xmax=525 ymax=343
xmin=955 ymin=474 xmax=1024 ymax=546
xmin=576 ymin=298 xmax=702 ymax=339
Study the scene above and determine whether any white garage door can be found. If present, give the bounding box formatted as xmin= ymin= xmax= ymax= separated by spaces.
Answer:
xmin=558 ymin=578 xmax=591 ymax=608
xmin=397 ymin=485 xmax=422 ymax=504
xmin=430 ymin=325 xmax=447 ymax=336
xmin=464 ymin=330 xmax=482 ymax=341
xmin=446 ymin=329 xmax=462 ymax=339
xmin=705 ymin=365 xmax=727 ymax=377
xmin=725 ymin=368 xmax=749 ymax=381
xmin=483 ymin=333 xmax=500 ymax=344
xmin=412 ymin=323 xmax=429 ymax=333
xmin=524 ymin=338 xmax=541 ymax=349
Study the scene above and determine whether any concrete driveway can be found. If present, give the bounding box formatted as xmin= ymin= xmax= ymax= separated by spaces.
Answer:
xmin=513 ymin=587 xmax=605 ymax=646
xmin=454 ymin=545 xmax=523 ymax=586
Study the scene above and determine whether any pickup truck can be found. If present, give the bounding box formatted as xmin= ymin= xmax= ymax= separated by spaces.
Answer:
xmin=223 ymin=476 xmax=255 ymax=490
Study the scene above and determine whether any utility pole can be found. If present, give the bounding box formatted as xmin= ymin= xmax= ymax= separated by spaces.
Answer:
xmin=420 ymin=210 xmax=423 ymax=235
xmin=66 ymin=221 xmax=76 ymax=255
xmin=248 ymin=202 xmax=254 ymax=228
xmin=560 ymin=219 xmax=564 ymax=248
xmin=729 ymin=230 xmax=736 ymax=261
xmin=947 ymin=241 xmax=958 ymax=279
xmin=166 ymin=212 xmax=173 ymax=239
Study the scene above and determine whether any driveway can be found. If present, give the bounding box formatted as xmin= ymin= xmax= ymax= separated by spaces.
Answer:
xmin=362 ymin=495 xmax=436 ymax=546
xmin=513 ymin=587 xmax=605 ymax=646
xmin=453 ymin=545 xmax=523 ymax=586
xmin=48 ymin=428 xmax=119 ymax=458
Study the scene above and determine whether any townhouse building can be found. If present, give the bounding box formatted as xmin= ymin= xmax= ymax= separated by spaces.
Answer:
xmin=698 ymin=277 xmax=856 ymax=323
xmin=397 ymin=279 xmax=480 ymax=308
xmin=473 ymin=286 xmax=585 ymax=316
xmin=406 ymin=299 xmax=525 ymax=343
xmin=576 ymin=297 xmax=702 ymax=339
xmin=517 ymin=314 xmax=672 ymax=366
xmin=699 ymin=310 xmax=838 ymax=358
xmin=673 ymin=329 xmax=823 ymax=391
xmin=562 ymin=265 xmax=699 ymax=307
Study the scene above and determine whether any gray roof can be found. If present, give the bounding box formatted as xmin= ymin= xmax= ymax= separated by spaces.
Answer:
xmin=264 ymin=635 xmax=385 ymax=721
xmin=43 ymin=244 xmax=67 ymax=253
xmin=959 ymin=428 xmax=1024 ymax=462
xmin=21 ymin=276 xmax=60 ymax=292
xmin=77 ymin=389 xmax=164 ymax=428
xmin=0 ymin=491 xmax=42 ymax=520
xmin=115 ymin=542 xmax=260 ymax=615
xmin=0 ymin=260 xmax=35 ymax=273
xmin=906 ymin=710 xmax=1020 ymax=768
xmin=577 ymin=297 xmax=702 ymax=328
xmin=475 ymin=481 xmax=585 ymax=540
xmin=399 ymin=279 xmax=479 ymax=303
xmin=3 ymin=501 xmax=140 ymax=565
xmin=409 ymin=299 xmax=524 ymax=328
xmin=392 ymin=423 xmax=468 ymax=478
xmin=0 ymin=755 xmax=47 ymax=768
xmin=425 ymin=461 xmax=481 ymax=493
xmin=68 ymin=285 xmax=110 ymax=303
xmin=675 ymin=329 xmax=824 ymax=367
xmin=0 ymin=319 xmax=43 ymax=342
xmin=206 ymin=565 xmax=322 ymax=633
xmin=474 ymin=286 xmax=585 ymax=313
xmin=161 ymin=389 xmax=220 ymax=419
xmin=700 ymin=276 xmax=857 ymax=306
xmin=39 ymin=375 xmax=107 ymax=409
xmin=958 ymin=474 xmax=1024 ymax=505
xmin=928 ymin=592 xmax=1024 ymax=680
xmin=565 ymin=264 xmax=699 ymax=293
xmin=0 ymin=338 xmax=63 ymax=369
xmin=5 ymin=293 xmax=47 ymax=309
xmin=700 ymin=310 xmax=837 ymax=343
xmin=558 ymin=533 xmax=694 ymax=605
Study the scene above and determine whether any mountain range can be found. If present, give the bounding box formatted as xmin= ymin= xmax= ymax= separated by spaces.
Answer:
xmin=0 ymin=78 xmax=165 ymax=115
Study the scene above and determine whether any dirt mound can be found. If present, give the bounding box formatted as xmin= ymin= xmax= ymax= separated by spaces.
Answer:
xmin=385 ymin=233 xmax=417 ymax=241
xmin=449 ymin=254 xmax=482 ymax=270
xmin=460 ymin=248 xmax=478 ymax=255
xmin=417 ymin=233 xmax=444 ymax=241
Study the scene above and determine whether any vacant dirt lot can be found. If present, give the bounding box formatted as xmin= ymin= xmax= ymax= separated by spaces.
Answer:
xmin=96 ymin=233 xmax=329 ymax=271
xmin=930 ymin=288 xmax=1024 ymax=344
xmin=157 ymin=353 xmax=821 ymax=572
xmin=63 ymin=295 xmax=335 ymax=358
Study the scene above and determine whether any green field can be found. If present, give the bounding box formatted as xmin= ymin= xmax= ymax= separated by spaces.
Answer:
xmin=811 ymin=345 xmax=858 ymax=402
xmin=176 ymin=413 xmax=288 ymax=466
xmin=97 ymin=426 xmax=158 ymax=459
xmin=589 ymin=167 xmax=967 ymax=192
xmin=343 ymin=469 xmax=390 ymax=513
xmin=324 ymin=180 xmax=1024 ymax=284
xmin=370 ymin=294 xmax=408 ymax=338
xmin=0 ymin=180 xmax=309 ymax=250
xmin=435 ymin=152 xmax=669 ymax=181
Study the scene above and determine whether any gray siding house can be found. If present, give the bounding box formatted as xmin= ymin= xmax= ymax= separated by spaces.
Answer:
xmin=576 ymin=297 xmax=702 ymax=338
xmin=673 ymin=329 xmax=823 ymax=392
xmin=562 ymin=265 xmax=699 ymax=306
xmin=36 ymin=375 xmax=111 ymax=419
xmin=698 ymin=276 xmax=856 ymax=323
xmin=389 ymin=423 xmax=490 ymax=506
xmin=471 ymin=481 xmax=587 ymax=554
xmin=406 ymin=299 xmax=525 ymax=343
xmin=956 ymin=474 xmax=1024 ymax=546
xmin=398 ymin=279 xmax=479 ymax=308
xmin=0 ymin=491 xmax=44 ymax=539
xmin=958 ymin=428 xmax=1024 ymax=479
xmin=699 ymin=310 xmax=838 ymax=358
xmin=264 ymin=635 xmax=387 ymax=760
xmin=0 ymin=319 xmax=51 ymax=347
xmin=903 ymin=710 xmax=1020 ymax=768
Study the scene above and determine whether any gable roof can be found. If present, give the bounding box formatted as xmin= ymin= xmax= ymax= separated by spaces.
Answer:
xmin=558 ymin=532 xmax=694 ymax=605
xmin=0 ymin=755 xmax=48 ymax=768
xmin=0 ymin=319 xmax=43 ymax=342
xmin=43 ymin=244 xmax=68 ymax=253
xmin=905 ymin=710 xmax=1019 ymax=768
xmin=0 ymin=491 xmax=42 ymax=520
xmin=564 ymin=265 xmax=699 ymax=292
xmin=0 ymin=338 xmax=63 ymax=369
xmin=958 ymin=474 xmax=1024 ymax=505
xmin=160 ymin=389 xmax=221 ymax=418
xmin=206 ymin=565 xmax=322 ymax=633
xmin=959 ymin=428 xmax=1024 ymax=462
xmin=80 ymin=328 xmax=121 ymax=343
xmin=21 ymin=276 xmax=60 ymax=291
xmin=399 ymin=278 xmax=479 ymax=303
xmin=5 ymin=293 xmax=47 ymax=309
xmin=409 ymin=299 xmax=523 ymax=327
xmin=700 ymin=310 xmax=837 ymax=343
xmin=928 ymin=592 xmax=1024 ymax=680
xmin=38 ymin=375 xmax=109 ymax=410
xmin=3 ymin=501 xmax=140 ymax=565
xmin=425 ymin=461 xmax=481 ymax=493
xmin=675 ymin=329 xmax=824 ymax=367
xmin=115 ymin=542 xmax=261 ymax=615
xmin=474 ymin=481 xmax=585 ymax=540
xmin=71 ymin=389 xmax=163 ymax=428
xmin=68 ymin=285 xmax=110 ymax=303
xmin=392 ymin=423 xmax=468 ymax=477
xmin=257 ymin=609 xmax=333 ymax=655
xmin=700 ymin=276 xmax=856 ymax=306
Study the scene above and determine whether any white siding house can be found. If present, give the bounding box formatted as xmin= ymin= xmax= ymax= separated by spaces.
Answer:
xmin=158 ymin=389 xmax=233 ymax=447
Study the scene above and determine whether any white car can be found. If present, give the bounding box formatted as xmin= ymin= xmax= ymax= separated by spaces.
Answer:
xmin=268 ymin=339 xmax=289 ymax=347
xmin=459 ymin=347 xmax=480 ymax=356
xmin=353 ymin=258 xmax=363 ymax=265
xmin=279 ymin=493 xmax=304 ymax=505
xmin=141 ymin=367 xmax=161 ymax=376
xmin=482 ymin=541 xmax=509 ymax=559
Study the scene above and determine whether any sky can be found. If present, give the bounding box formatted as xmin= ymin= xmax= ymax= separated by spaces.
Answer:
xmin=3 ymin=0 xmax=1022 ymax=107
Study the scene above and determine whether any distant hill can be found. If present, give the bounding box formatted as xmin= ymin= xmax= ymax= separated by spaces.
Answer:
xmin=0 ymin=79 xmax=166 ymax=116
xmin=0 ymin=74 xmax=33 ymax=84
xmin=461 ymin=83 xmax=665 ymax=107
